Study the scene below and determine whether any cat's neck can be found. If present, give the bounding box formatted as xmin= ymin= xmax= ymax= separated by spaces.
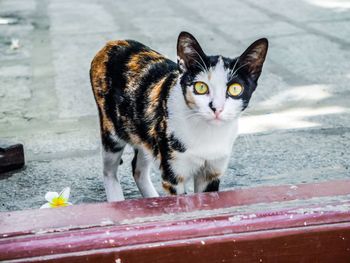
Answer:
xmin=167 ymin=80 xmax=239 ymax=159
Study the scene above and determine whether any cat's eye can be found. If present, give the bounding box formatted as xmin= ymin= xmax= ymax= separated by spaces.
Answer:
xmin=227 ymin=83 xmax=244 ymax=97
xmin=193 ymin=82 xmax=209 ymax=95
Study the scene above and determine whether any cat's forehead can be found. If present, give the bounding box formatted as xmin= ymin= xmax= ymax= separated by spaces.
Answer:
xmin=208 ymin=55 xmax=233 ymax=69
xmin=194 ymin=56 xmax=233 ymax=84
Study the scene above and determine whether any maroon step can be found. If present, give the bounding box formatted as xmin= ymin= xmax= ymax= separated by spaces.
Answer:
xmin=0 ymin=179 xmax=349 ymax=262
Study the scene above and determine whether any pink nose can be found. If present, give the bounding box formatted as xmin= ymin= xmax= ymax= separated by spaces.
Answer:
xmin=209 ymin=102 xmax=224 ymax=119
xmin=214 ymin=109 xmax=223 ymax=118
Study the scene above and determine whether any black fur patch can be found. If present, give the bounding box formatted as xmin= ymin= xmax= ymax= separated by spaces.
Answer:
xmin=204 ymin=179 xmax=220 ymax=192
xmin=131 ymin=148 xmax=138 ymax=175
xmin=169 ymin=133 xmax=186 ymax=153
xmin=169 ymin=185 xmax=177 ymax=194
xmin=101 ymin=132 xmax=124 ymax=153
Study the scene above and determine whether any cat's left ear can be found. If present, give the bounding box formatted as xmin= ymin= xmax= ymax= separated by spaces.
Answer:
xmin=177 ymin=32 xmax=207 ymax=72
xmin=238 ymin=38 xmax=268 ymax=82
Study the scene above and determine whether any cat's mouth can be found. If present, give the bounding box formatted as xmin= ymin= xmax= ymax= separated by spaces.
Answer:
xmin=205 ymin=115 xmax=226 ymax=125
xmin=204 ymin=113 xmax=239 ymax=125
xmin=191 ymin=111 xmax=234 ymax=125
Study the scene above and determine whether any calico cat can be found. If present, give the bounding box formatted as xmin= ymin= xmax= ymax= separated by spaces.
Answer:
xmin=90 ymin=32 xmax=268 ymax=202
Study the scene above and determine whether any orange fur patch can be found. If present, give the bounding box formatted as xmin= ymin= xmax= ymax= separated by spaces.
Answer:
xmin=91 ymin=40 xmax=129 ymax=94
xmin=91 ymin=40 xmax=130 ymax=134
xmin=148 ymin=125 xmax=157 ymax=138
xmin=128 ymin=133 xmax=141 ymax=145
xmin=206 ymin=172 xmax=221 ymax=181
xmin=99 ymin=100 xmax=114 ymax=133
xmin=185 ymin=89 xmax=196 ymax=109
xmin=149 ymin=76 xmax=167 ymax=103
xmin=146 ymin=76 xmax=168 ymax=117
xmin=128 ymin=50 xmax=164 ymax=73
xmin=162 ymin=181 xmax=176 ymax=195
xmin=177 ymin=175 xmax=185 ymax=183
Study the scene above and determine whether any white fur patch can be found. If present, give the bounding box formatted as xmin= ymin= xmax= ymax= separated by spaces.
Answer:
xmin=133 ymin=149 xmax=159 ymax=198
xmin=167 ymin=58 xmax=241 ymax=182
xmin=102 ymin=150 xmax=125 ymax=202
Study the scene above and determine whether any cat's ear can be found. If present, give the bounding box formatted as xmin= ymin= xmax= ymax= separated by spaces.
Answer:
xmin=177 ymin=32 xmax=207 ymax=72
xmin=238 ymin=38 xmax=268 ymax=82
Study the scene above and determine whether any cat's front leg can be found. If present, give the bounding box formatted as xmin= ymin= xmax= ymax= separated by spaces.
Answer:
xmin=160 ymin=163 xmax=186 ymax=196
xmin=162 ymin=179 xmax=186 ymax=196
xmin=194 ymin=156 xmax=230 ymax=193
xmin=131 ymin=148 xmax=159 ymax=198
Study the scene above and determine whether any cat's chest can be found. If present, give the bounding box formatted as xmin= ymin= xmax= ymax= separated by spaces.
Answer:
xmin=184 ymin=132 xmax=234 ymax=159
xmin=167 ymin=126 xmax=237 ymax=179
xmin=171 ymin=120 xmax=238 ymax=161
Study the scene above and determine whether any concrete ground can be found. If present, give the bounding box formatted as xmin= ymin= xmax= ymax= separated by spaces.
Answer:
xmin=0 ymin=0 xmax=349 ymax=212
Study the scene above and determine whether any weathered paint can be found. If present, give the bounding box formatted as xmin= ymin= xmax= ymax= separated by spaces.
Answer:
xmin=0 ymin=179 xmax=350 ymax=262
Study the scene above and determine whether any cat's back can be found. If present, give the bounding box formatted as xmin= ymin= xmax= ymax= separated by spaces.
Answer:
xmin=90 ymin=39 xmax=180 ymax=150
xmin=90 ymin=39 xmax=178 ymax=97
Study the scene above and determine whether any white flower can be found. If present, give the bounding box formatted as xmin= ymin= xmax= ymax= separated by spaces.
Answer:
xmin=40 ymin=187 xmax=72 ymax=209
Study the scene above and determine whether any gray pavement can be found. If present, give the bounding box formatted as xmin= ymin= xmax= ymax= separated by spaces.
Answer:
xmin=0 ymin=0 xmax=349 ymax=211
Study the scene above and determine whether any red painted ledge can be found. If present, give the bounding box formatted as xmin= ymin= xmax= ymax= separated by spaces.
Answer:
xmin=1 ymin=179 xmax=350 ymax=262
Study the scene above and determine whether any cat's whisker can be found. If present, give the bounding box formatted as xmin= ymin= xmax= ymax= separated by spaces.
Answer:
xmin=229 ymin=57 xmax=240 ymax=76
xmin=192 ymin=49 xmax=209 ymax=72
xmin=186 ymin=113 xmax=203 ymax=120
xmin=229 ymin=63 xmax=249 ymax=82
xmin=229 ymin=74 xmax=238 ymax=81
xmin=171 ymin=111 xmax=203 ymax=121
xmin=223 ymin=113 xmax=240 ymax=118
xmin=191 ymin=55 xmax=210 ymax=74
xmin=192 ymin=59 xmax=207 ymax=73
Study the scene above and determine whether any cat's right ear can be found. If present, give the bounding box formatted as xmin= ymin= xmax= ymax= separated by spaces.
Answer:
xmin=177 ymin=32 xmax=207 ymax=72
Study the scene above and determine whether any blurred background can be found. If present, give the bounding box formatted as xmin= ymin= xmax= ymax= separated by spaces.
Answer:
xmin=0 ymin=0 xmax=349 ymax=211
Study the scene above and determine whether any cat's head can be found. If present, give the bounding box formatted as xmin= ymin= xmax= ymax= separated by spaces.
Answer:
xmin=177 ymin=32 xmax=268 ymax=125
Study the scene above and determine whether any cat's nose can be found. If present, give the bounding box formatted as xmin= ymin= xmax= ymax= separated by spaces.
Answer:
xmin=209 ymin=102 xmax=223 ymax=118
xmin=214 ymin=109 xmax=223 ymax=118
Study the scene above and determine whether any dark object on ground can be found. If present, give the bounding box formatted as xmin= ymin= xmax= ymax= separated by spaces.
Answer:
xmin=0 ymin=179 xmax=349 ymax=262
xmin=0 ymin=141 xmax=25 ymax=174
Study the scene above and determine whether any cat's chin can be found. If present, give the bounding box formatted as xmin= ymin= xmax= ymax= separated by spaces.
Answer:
xmin=206 ymin=118 xmax=227 ymax=126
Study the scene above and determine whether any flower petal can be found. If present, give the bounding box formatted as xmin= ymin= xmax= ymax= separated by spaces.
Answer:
xmin=45 ymin=192 xmax=59 ymax=202
xmin=40 ymin=203 xmax=51 ymax=209
xmin=59 ymin=187 xmax=70 ymax=201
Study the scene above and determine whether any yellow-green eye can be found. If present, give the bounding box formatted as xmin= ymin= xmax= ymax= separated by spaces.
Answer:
xmin=193 ymin=82 xmax=209 ymax=95
xmin=227 ymin=83 xmax=243 ymax=97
